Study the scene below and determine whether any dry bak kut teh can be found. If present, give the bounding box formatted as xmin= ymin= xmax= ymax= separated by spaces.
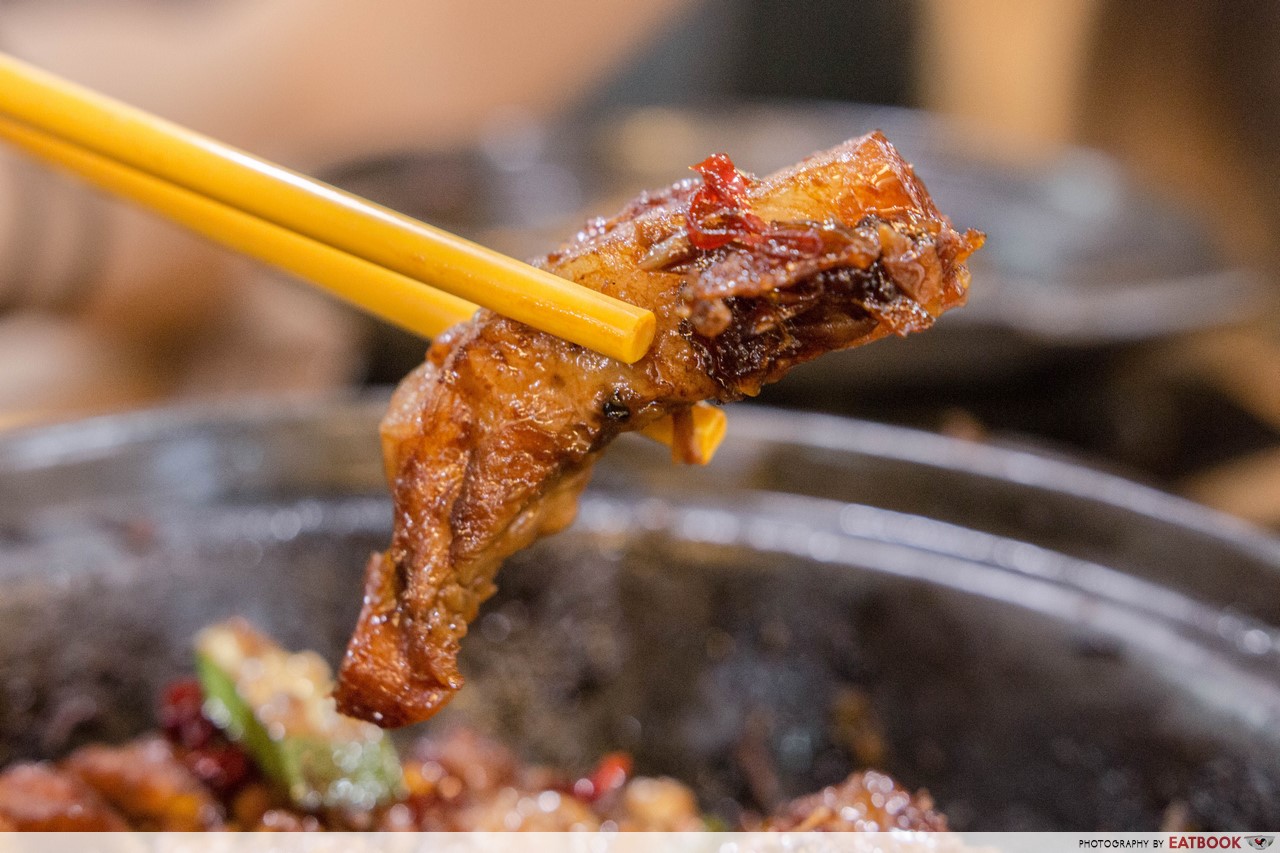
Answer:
xmin=334 ymin=133 xmax=982 ymax=727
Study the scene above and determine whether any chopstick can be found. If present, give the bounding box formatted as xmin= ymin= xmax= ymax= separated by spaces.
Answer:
xmin=0 ymin=116 xmax=477 ymax=338
xmin=0 ymin=52 xmax=653 ymax=364
xmin=0 ymin=53 xmax=727 ymax=463
xmin=640 ymin=403 xmax=728 ymax=465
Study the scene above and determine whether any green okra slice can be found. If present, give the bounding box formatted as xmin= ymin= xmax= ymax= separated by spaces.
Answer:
xmin=194 ymin=619 xmax=404 ymax=811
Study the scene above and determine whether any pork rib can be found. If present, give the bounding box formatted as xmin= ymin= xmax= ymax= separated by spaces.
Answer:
xmin=334 ymin=132 xmax=983 ymax=726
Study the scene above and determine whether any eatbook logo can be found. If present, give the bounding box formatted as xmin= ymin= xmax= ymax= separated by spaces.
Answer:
xmin=1248 ymin=838 xmax=1275 ymax=851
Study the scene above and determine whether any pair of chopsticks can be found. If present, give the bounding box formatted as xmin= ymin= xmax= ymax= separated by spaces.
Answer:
xmin=0 ymin=53 xmax=725 ymax=463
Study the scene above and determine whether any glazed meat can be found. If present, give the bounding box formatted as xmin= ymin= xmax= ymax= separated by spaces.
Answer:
xmin=335 ymin=132 xmax=983 ymax=726
xmin=63 ymin=736 xmax=224 ymax=830
xmin=0 ymin=763 xmax=129 ymax=831
xmin=0 ymin=722 xmax=948 ymax=832
xmin=763 ymin=771 xmax=947 ymax=832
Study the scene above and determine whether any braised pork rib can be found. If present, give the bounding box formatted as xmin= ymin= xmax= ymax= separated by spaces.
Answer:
xmin=334 ymin=132 xmax=983 ymax=726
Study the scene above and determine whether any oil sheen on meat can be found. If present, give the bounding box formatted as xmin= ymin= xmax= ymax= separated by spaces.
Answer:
xmin=334 ymin=132 xmax=984 ymax=726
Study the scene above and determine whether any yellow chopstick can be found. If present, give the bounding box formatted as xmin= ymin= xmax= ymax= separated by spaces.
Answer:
xmin=0 ymin=116 xmax=478 ymax=338
xmin=0 ymin=115 xmax=728 ymax=462
xmin=0 ymin=52 xmax=654 ymax=363
xmin=638 ymin=403 xmax=728 ymax=465
xmin=0 ymin=115 xmax=732 ymax=461
xmin=0 ymin=116 xmax=728 ymax=464
xmin=0 ymin=54 xmax=726 ymax=462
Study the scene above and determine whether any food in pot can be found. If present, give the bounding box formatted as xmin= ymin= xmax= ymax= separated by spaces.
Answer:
xmin=0 ymin=622 xmax=948 ymax=832
xmin=336 ymin=133 xmax=983 ymax=727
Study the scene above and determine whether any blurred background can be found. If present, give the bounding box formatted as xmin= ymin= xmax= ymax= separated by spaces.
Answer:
xmin=0 ymin=0 xmax=1278 ymax=528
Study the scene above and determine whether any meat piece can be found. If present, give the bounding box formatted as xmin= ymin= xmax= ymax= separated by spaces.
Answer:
xmin=765 ymin=770 xmax=947 ymax=831
xmin=389 ymin=734 xmax=696 ymax=831
xmin=335 ymin=132 xmax=983 ymax=726
xmin=384 ymin=729 xmax=594 ymax=831
xmin=453 ymin=786 xmax=602 ymax=831
xmin=616 ymin=776 xmax=704 ymax=831
xmin=0 ymin=762 xmax=129 ymax=831
xmin=64 ymin=736 xmax=224 ymax=830
xmin=409 ymin=727 xmax=518 ymax=795
xmin=255 ymin=809 xmax=324 ymax=832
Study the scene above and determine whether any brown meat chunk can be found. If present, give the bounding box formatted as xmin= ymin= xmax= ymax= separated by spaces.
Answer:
xmin=64 ymin=736 xmax=223 ymax=830
xmin=765 ymin=770 xmax=948 ymax=832
xmin=335 ymin=133 xmax=983 ymax=726
xmin=0 ymin=762 xmax=129 ymax=831
xmin=616 ymin=776 xmax=704 ymax=831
